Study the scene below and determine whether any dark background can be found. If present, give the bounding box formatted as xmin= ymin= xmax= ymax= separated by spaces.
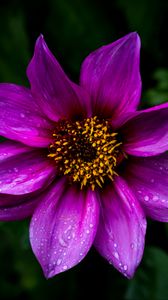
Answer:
xmin=0 ymin=0 xmax=168 ymax=299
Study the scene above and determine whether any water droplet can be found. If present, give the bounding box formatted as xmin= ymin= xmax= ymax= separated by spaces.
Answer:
xmin=63 ymin=265 xmax=68 ymax=270
xmin=5 ymin=178 xmax=12 ymax=184
xmin=86 ymin=230 xmax=90 ymax=234
xmin=114 ymin=243 xmax=117 ymax=248
xmin=123 ymin=265 xmax=128 ymax=271
xmin=64 ymin=225 xmax=72 ymax=233
xmin=130 ymin=243 xmax=134 ymax=249
xmin=89 ymin=223 xmax=94 ymax=228
xmin=153 ymin=195 xmax=159 ymax=201
xmin=56 ymin=258 xmax=62 ymax=266
xmin=114 ymin=252 xmax=119 ymax=260
xmin=59 ymin=235 xmax=68 ymax=247
xmin=144 ymin=195 xmax=149 ymax=201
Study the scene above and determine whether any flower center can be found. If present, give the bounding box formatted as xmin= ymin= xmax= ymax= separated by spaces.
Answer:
xmin=48 ymin=116 xmax=122 ymax=190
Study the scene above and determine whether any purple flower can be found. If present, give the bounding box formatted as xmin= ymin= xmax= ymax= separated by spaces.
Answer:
xmin=0 ymin=32 xmax=168 ymax=279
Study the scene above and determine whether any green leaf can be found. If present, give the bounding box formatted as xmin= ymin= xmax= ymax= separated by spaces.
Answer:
xmin=0 ymin=9 xmax=30 ymax=84
xmin=125 ymin=247 xmax=168 ymax=300
xmin=144 ymin=69 xmax=168 ymax=106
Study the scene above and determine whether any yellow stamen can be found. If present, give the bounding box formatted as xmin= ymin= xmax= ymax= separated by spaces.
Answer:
xmin=48 ymin=116 xmax=123 ymax=189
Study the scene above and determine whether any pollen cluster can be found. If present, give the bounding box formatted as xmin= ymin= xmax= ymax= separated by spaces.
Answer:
xmin=48 ymin=116 xmax=122 ymax=190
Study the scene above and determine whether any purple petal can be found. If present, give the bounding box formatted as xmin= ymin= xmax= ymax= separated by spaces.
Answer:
xmin=30 ymin=179 xmax=99 ymax=278
xmin=0 ymin=83 xmax=54 ymax=147
xmin=80 ymin=32 xmax=141 ymax=123
xmin=123 ymin=154 xmax=168 ymax=222
xmin=27 ymin=35 xmax=90 ymax=121
xmin=94 ymin=176 xmax=146 ymax=278
xmin=0 ymin=193 xmax=41 ymax=221
xmin=121 ymin=103 xmax=168 ymax=156
xmin=0 ymin=140 xmax=56 ymax=195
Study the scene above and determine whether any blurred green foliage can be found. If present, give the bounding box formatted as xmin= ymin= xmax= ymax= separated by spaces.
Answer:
xmin=0 ymin=0 xmax=168 ymax=299
xmin=125 ymin=247 xmax=168 ymax=300
xmin=0 ymin=9 xmax=29 ymax=84
xmin=144 ymin=69 xmax=168 ymax=106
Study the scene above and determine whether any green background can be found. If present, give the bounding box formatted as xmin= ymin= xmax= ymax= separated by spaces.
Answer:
xmin=0 ymin=0 xmax=168 ymax=299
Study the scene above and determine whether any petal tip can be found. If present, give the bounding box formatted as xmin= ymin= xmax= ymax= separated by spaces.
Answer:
xmin=118 ymin=264 xmax=137 ymax=279
xmin=36 ymin=34 xmax=46 ymax=48
xmin=43 ymin=264 xmax=69 ymax=279
xmin=126 ymin=32 xmax=141 ymax=47
xmin=43 ymin=268 xmax=55 ymax=279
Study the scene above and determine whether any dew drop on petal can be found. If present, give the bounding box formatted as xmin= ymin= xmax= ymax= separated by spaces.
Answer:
xmin=144 ymin=195 xmax=149 ymax=201
xmin=56 ymin=258 xmax=62 ymax=266
xmin=114 ymin=252 xmax=119 ymax=260
xmin=58 ymin=235 xmax=68 ymax=247
xmin=123 ymin=265 xmax=128 ymax=271
xmin=130 ymin=243 xmax=134 ymax=249
xmin=153 ymin=195 xmax=159 ymax=201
